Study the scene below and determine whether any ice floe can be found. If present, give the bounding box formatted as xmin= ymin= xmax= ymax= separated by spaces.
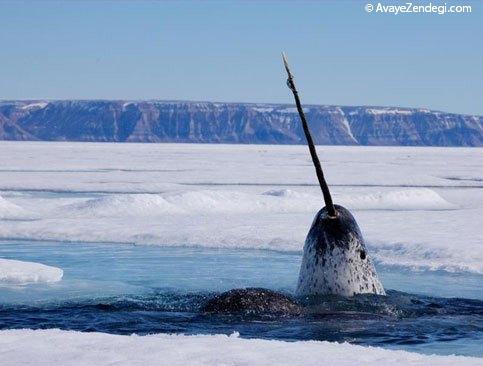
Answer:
xmin=0 ymin=258 xmax=63 ymax=285
xmin=0 ymin=329 xmax=481 ymax=366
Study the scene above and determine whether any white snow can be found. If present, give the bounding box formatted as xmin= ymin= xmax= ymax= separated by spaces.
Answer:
xmin=337 ymin=188 xmax=455 ymax=211
xmin=0 ymin=258 xmax=63 ymax=285
xmin=0 ymin=196 xmax=30 ymax=219
xmin=59 ymin=194 xmax=183 ymax=217
xmin=0 ymin=329 xmax=481 ymax=366
xmin=57 ymin=188 xmax=451 ymax=218
xmin=278 ymin=107 xmax=310 ymax=114
xmin=366 ymin=108 xmax=413 ymax=115
xmin=122 ymin=102 xmax=135 ymax=109
xmin=20 ymin=102 xmax=48 ymax=110
xmin=337 ymin=107 xmax=358 ymax=143
xmin=0 ymin=142 xmax=482 ymax=273
xmin=252 ymin=107 xmax=274 ymax=113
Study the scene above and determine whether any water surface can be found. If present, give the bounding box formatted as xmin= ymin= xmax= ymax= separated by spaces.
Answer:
xmin=0 ymin=241 xmax=482 ymax=357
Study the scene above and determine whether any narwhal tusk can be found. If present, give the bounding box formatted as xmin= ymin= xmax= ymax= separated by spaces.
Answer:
xmin=282 ymin=53 xmax=337 ymax=218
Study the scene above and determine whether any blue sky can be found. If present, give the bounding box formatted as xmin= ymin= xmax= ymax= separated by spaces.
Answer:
xmin=0 ymin=0 xmax=482 ymax=115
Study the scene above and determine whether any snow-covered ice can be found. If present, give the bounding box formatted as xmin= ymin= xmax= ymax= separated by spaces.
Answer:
xmin=0 ymin=258 xmax=63 ymax=285
xmin=0 ymin=142 xmax=482 ymax=363
xmin=0 ymin=142 xmax=482 ymax=273
xmin=0 ymin=196 xmax=30 ymax=220
xmin=0 ymin=329 xmax=481 ymax=366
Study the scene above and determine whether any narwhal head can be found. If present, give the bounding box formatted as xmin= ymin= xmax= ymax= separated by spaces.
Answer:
xmin=296 ymin=204 xmax=385 ymax=297
xmin=282 ymin=53 xmax=385 ymax=298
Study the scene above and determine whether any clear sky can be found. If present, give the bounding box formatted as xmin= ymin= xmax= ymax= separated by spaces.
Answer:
xmin=0 ymin=0 xmax=482 ymax=115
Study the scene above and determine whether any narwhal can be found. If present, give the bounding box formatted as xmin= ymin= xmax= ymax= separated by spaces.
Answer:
xmin=282 ymin=53 xmax=385 ymax=298
xmin=203 ymin=54 xmax=384 ymax=314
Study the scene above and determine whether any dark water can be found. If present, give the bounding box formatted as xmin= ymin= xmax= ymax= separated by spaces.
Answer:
xmin=1 ymin=290 xmax=482 ymax=357
xmin=0 ymin=241 xmax=482 ymax=357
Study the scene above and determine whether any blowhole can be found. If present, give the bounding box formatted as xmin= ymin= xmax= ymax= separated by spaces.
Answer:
xmin=360 ymin=250 xmax=366 ymax=260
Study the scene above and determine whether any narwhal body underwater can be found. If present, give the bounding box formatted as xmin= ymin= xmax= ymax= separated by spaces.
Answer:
xmin=203 ymin=55 xmax=384 ymax=314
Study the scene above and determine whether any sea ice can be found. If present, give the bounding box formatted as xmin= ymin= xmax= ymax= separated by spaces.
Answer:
xmin=0 ymin=258 xmax=63 ymax=285
xmin=0 ymin=142 xmax=481 ymax=273
xmin=0 ymin=196 xmax=31 ymax=220
xmin=0 ymin=329 xmax=481 ymax=366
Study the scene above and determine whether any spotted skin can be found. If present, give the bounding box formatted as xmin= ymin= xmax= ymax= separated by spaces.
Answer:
xmin=296 ymin=205 xmax=385 ymax=297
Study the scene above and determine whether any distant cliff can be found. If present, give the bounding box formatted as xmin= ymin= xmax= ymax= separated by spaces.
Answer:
xmin=0 ymin=100 xmax=481 ymax=146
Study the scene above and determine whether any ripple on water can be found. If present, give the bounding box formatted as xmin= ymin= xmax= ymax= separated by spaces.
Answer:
xmin=0 ymin=241 xmax=482 ymax=357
